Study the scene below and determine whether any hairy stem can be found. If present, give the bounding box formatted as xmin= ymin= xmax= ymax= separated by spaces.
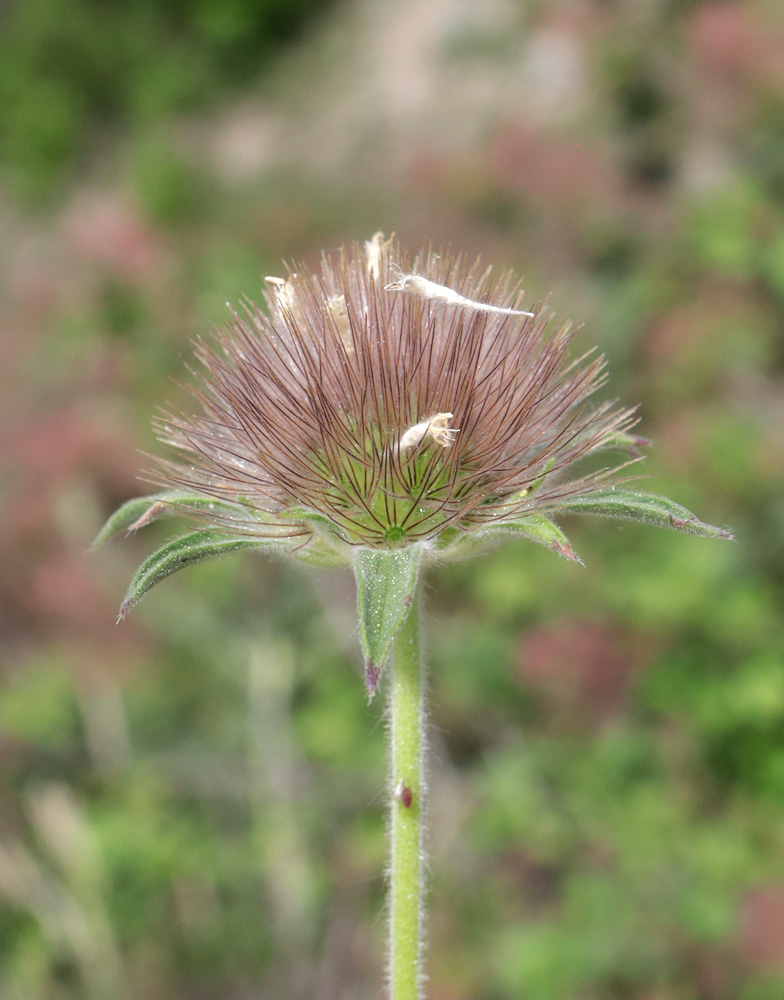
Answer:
xmin=388 ymin=593 xmax=424 ymax=1000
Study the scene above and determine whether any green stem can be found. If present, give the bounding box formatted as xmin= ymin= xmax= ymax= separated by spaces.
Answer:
xmin=389 ymin=592 xmax=424 ymax=1000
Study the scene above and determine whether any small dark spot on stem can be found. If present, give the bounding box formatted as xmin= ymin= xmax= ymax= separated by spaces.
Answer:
xmin=395 ymin=781 xmax=413 ymax=808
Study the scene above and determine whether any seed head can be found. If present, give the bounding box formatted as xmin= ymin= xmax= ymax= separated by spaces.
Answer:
xmin=152 ymin=238 xmax=637 ymax=555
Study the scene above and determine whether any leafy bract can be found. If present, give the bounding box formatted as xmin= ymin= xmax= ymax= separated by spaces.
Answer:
xmin=92 ymin=491 xmax=253 ymax=547
xmin=353 ymin=545 xmax=423 ymax=699
xmin=551 ymin=488 xmax=733 ymax=539
xmin=116 ymin=530 xmax=275 ymax=622
xmin=435 ymin=514 xmax=582 ymax=564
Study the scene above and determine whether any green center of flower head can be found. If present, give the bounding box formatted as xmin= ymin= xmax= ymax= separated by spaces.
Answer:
xmin=153 ymin=233 xmax=641 ymax=556
xmin=384 ymin=525 xmax=408 ymax=544
xmin=298 ymin=408 xmax=464 ymax=548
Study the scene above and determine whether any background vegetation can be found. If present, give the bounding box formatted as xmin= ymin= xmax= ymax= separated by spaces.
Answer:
xmin=1 ymin=1 xmax=783 ymax=997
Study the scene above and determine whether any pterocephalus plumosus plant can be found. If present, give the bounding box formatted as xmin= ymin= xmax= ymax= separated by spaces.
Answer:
xmin=95 ymin=234 xmax=732 ymax=1000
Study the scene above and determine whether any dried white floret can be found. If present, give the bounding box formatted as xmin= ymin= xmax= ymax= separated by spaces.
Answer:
xmin=265 ymin=274 xmax=302 ymax=321
xmin=365 ymin=231 xmax=395 ymax=280
xmin=325 ymin=293 xmax=354 ymax=354
xmin=386 ymin=271 xmax=534 ymax=318
xmin=399 ymin=412 xmax=458 ymax=454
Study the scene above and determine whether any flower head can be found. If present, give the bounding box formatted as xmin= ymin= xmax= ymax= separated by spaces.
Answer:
xmin=151 ymin=238 xmax=637 ymax=554
xmin=97 ymin=236 xmax=730 ymax=689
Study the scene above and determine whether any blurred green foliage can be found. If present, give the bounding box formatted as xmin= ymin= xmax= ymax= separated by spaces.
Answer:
xmin=2 ymin=1 xmax=784 ymax=998
xmin=0 ymin=0 xmax=331 ymax=201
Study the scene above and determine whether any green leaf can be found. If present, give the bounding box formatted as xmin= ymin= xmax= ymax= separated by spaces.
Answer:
xmin=435 ymin=514 xmax=582 ymax=563
xmin=281 ymin=505 xmax=347 ymax=540
xmin=552 ymin=489 xmax=733 ymax=539
xmin=92 ymin=491 xmax=249 ymax=548
xmin=277 ymin=505 xmax=352 ymax=567
xmin=491 ymin=515 xmax=583 ymax=562
xmin=353 ymin=545 xmax=423 ymax=699
xmin=117 ymin=531 xmax=270 ymax=622
xmin=92 ymin=492 xmax=171 ymax=547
